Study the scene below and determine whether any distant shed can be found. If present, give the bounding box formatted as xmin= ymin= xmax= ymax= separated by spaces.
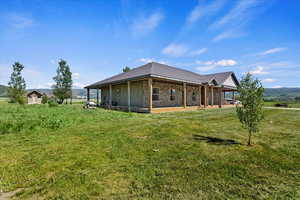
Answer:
xmin=27 ymin=91 xmax=43 ymax=104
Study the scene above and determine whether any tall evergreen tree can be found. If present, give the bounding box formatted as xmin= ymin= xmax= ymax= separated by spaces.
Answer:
xmin=52 ymin=59 xmax=73 ymax=104
xmin=123 ymin=66 xmax=131 ymax=72
xmin=7 ymin=62 xmax=26 ymax=104
xmin=236 ymin=73 xmax=264 ymax=146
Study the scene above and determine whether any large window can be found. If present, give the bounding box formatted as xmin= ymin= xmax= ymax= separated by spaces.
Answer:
xmin=152 ymin=88 xmax=159 ymax=101
xmin=170 ymin=89 xmax=176 ymax=101
xmin=192 ymin=92 xmax=196 ymax=101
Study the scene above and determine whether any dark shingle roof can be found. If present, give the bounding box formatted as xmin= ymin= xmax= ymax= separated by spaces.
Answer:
xmin=86 ymin=62 xmax=238 ymax=88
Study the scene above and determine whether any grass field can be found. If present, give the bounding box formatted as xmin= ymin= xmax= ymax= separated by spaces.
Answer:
xmin=0 ymin=102 xmax=299 ymax=199
xmin=264 ymin=101 xmax=300 ymax=108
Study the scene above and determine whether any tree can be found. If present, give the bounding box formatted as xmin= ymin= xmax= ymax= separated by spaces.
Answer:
xmin=41 ymin=93 xmax=48 ymax=104
xmin=236 ymin=73 xmax=264 ymax=146
xmin=295 ymin=97 xmax=300 ymax=102
xmin=123 ymin=66 xmax=131 ymax=72
xmin=52 ymin=59 xmax=73 ymax=104
xmin=7 ymin=62 xmax=26 ymax=104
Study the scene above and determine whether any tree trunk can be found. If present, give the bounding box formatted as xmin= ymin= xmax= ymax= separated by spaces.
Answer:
xmin=247 ymin=131 xmax=252 ymax=146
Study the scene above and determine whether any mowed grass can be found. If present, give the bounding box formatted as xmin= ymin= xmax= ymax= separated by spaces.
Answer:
xmin=0 ymin=102 xmax=299 ymax=199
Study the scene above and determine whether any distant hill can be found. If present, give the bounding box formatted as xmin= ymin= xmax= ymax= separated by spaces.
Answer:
xmin=264 ymin=88 xmax=300 ymax=101
xmin=0 ymin=85 xmax=8 ymax=97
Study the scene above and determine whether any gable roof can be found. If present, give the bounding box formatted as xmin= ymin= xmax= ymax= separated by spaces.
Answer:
xmin=86 ymin=62 xmax=239 ymax=88
xmin=27 ymin=90 xmax=43 ymax=97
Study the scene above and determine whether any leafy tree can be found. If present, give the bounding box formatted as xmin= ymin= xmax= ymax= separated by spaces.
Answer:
xmin=236 ymin=73 xmax=264 ymax=146
xmin=123 ymin=66 xmax=131 ymax=72
xmin=295 ymin=97 xmax=300 ymax=102
xmin=41 ymin=93 xmax=48 ymax=104
xmin=7 ymin=62 xmax=26 ymax=104
xmin=52 ymin=59 xmax=73 ymax=104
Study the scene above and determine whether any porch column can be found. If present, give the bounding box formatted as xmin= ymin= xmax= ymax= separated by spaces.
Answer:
xmin=87 ymin=88 xmax=90 ymax=102
xmin=199 ymin=85 xmax=202 ymax=107
xmin=232 ymin=91 xmax=235 ymax=101
xmin=183 ymin=82 xmax=187 ymax=108
xmin=109 ymin=84 xmax=112 ymax=108
xmin=204 ymin=85 xmax=207 ymax=108
xmin=96 ymin=89 xmax=99 ymax=106
xmin=219 ymin=87 xmax=222 ymax=108
xmin=148 ymin=78 xmax=152 ymax=113
xmin=127 ymin=81 xmax=131 ymax=112
xmin=211 ymin=86 xmax=214 ymax=106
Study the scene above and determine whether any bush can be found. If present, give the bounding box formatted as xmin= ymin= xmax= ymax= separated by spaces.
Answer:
xmin=48 ymin=99 xmax=58 ymax=107
xmin=42 ymin=94 xmax=48 ymax=104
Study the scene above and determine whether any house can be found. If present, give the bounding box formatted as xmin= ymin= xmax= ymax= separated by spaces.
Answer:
xmin=85 ymin=62 xmax=239 ymax=113
xmin=27 ymin=90 xmax=43 ymax=104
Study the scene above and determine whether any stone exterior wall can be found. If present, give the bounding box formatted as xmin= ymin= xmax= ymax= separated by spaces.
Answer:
xmin=187 ymin=85 xmax=200 ymax=106
xmin=151 ymin=81 xmax=183 ymax=107
xmin=100 ymin=79 xmax=226 ymax=109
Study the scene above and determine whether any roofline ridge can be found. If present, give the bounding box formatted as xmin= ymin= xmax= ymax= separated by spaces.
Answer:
xmin=151 ymin=61 xmax=204 ymax=77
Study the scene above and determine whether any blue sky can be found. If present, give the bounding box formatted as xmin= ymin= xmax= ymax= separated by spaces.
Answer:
xmin=0 ymin=0 xmax=299 ymax=89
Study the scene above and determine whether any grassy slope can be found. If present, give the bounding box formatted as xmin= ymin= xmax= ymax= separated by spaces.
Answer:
xmin=0 ymin=103 xmax=299 ymax=199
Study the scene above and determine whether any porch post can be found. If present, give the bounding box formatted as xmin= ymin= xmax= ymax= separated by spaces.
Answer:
xmin=96 ymin=89 xmax=99 ymax=106
xmin=204 ymin=85 xmax=207 ymax=108
xmin=199 ymin=85 xmax=202 ymax=107
xmin=109 ymin=84 xmax=112 ymax=108
xmin=127 ymin=81 xmax=131 ymax=112
xmin=87 ymin=88 xmax=90 ymax=102
xmin=219 ymin=87 xmax=222 ymax=108
xmin=211 ymin=86 xmax=214 ymax=106
xmin=183 ymin=82 xmax=187 ymax=108
xmin=148 ymin=78 xmax=152 ymax=113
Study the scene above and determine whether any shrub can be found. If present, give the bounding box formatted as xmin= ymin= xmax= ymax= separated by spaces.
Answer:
xmin=48 ymin=99 xmax=58 ymax=107
xmin=42 ymin=94 xmax=48 ymax=104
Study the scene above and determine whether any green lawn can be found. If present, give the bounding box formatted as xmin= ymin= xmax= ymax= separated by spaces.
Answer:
xmin=0 ymin=102 xmax=299 ymax=199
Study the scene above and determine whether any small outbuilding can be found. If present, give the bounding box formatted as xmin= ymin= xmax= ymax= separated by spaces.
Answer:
xmin=27 ymin=90 xmax=43 ymax=104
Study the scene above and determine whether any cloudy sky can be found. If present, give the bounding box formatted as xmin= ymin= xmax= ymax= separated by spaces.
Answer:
xmin=0 ymin=0 xmax=299 ymax=88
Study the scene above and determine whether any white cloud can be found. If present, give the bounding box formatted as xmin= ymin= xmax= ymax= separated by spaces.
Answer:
xmin=73 ymin=82 xmax=86 ymax=89
xmin=212 ymin=30 xmax=243 ymax=42
xmin=196 ymin=59 xmax=237 ymax=72
xmin=272 ymin=85 xmax=283 ymax=88
xmin=210 ymin=0 xmax=263 ymax=30
xmin=262 ymin=78 xmax=276 ymax=83
xmin=131 ymin=11 xmax=164 ymax=36
xmin=248 ymin=66 xmax=269 ymax=75
xmin=162 ymin=43 xmax=189 ymax=57
xmin=6 ymin=13 xmax=33 ymax=29
xmin=137 ymin=58 xmax=166 ymax=64
xmin=259 ymin=48 xmax=288 ymax=56
xmin=187 ymin=0 xmax=226 ymax=23
xmin=189 ymin=48 xmax=207 ymax=56
xmin=73 ymin=73 xmax=80 ymax=80
xmin=210 ymin=0 xmax=269 ymax=41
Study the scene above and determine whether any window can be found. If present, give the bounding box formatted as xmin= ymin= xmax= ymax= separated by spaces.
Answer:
xmin=170 ymin=89 xmax=176 ymax=101
xmin=152 ymin=88 xmax=159 ymax=101
xmin=192 ymin=92 xmax=196 ymax=101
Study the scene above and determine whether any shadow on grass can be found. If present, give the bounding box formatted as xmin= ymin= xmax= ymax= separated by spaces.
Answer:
xmin=193 ymin=134 xmax=241 ymax=145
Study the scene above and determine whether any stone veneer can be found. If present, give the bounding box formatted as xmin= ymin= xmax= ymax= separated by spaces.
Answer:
xmin=100 ymin=79 xmax=225 ymax=109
